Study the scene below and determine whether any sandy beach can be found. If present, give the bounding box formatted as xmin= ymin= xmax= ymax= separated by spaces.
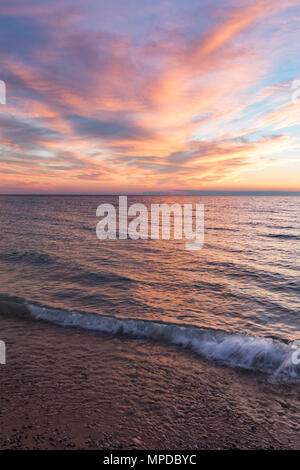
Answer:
xmin=0 ymin=313 xmax=299 ymax=450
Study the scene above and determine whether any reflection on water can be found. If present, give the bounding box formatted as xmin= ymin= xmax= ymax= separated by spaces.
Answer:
xmin=0 ymin=195 xmax=299 ymax=341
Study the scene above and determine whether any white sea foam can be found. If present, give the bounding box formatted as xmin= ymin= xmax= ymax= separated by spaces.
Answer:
xmin=28 ymin=303 xmax=299 ymax=381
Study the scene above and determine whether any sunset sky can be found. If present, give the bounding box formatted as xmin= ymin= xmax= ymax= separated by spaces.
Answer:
xmin=0 ymin=0 xmax=300 ymax=194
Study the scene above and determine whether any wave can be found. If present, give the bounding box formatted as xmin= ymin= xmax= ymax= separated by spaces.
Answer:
xmin=264 ymin=234 xmax=300 ymax=240
xmin=0 ymin=298 xmax=31 ymax=319
xmin=68 ymin=270 xmax=134 ymax=287
xmin=206 ymin=227 xmax=238 ymax=232
xmin=0 ymin=250 xmax=54 ymax=265
xmin=1 ymin=297 xmax=298 ymax=381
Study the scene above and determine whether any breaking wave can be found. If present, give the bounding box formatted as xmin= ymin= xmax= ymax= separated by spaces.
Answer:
xmin=1 ymin=298 xmax=298 ymax=381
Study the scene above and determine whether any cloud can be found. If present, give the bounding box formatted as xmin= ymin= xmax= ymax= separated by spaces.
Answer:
xmin=67 ymin=115 xmax=151 ymax=141
xmin=0 ymin=115 xmax=62 ymax=150
xmin=0 ymin=0 xmax=299 ymax=192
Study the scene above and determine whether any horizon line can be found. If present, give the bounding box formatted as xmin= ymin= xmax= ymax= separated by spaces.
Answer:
xmin=1 ymin=190 xmax=300 ymax=197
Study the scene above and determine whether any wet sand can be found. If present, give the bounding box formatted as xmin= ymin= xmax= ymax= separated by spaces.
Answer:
xmin=0 ymin=315 xmax=299 ymax=450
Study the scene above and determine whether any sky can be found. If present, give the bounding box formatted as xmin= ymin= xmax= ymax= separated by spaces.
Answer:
xmin=0 ymin=0 xmax=300 ymax=194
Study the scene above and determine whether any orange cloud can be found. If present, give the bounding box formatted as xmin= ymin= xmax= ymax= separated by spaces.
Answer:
xmin=0 ymin=0 xmax=299 ymax=192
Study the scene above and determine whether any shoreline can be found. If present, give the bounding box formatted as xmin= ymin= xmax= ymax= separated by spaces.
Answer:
xmin=0 ymin=315 xmax=299 ymax=450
